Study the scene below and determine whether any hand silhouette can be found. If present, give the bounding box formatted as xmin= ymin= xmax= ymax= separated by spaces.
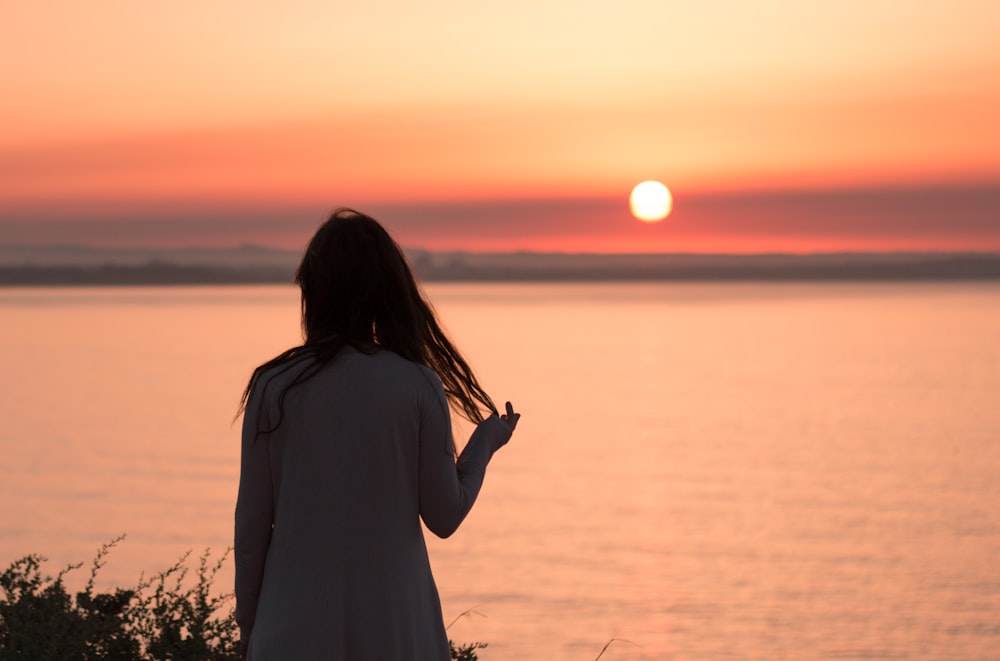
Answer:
xmin=469 ymin=401 xmax=521 ymax=454
xmin=500 ymin=401 xmax=520 ymax=432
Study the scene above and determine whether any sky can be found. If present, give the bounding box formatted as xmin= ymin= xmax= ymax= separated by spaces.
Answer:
xmin=2 ymin=0 xmax=999 ymax=252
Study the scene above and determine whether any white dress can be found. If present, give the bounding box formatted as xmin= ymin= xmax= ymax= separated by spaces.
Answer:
xmin=235 ymin=347 xmax=505 ymax=660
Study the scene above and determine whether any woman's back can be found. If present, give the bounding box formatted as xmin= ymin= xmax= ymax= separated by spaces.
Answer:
xmin=234 ymin=209 xmax=518 ymax=661
xmin=237 ymin=349 xmax=453 ymax=660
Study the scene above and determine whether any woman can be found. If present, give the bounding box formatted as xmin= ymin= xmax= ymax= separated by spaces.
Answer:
xmin=235 ymin=209 xmax=519 ymax=660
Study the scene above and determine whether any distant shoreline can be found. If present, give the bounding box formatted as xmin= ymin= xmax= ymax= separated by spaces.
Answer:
xmin=2 ymin=252 xmax=1000 ymax=285
xmin=0 ymin=263 xmax=292 ymax=287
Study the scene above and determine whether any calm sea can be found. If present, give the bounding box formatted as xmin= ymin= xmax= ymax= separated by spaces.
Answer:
xmin=2 ymin=283 xmax=999 ymax=660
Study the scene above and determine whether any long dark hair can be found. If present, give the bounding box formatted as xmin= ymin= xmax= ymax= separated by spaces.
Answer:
xmin=239 ymin=208 xmax=497 ymax=434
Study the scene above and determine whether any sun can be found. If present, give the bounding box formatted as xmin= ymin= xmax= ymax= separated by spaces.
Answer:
xmin=629 ymin=181 xmax=673 ymax=222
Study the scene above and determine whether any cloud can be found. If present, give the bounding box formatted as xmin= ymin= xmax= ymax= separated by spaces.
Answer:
xmin=1 ymin=184 xmax=997 ymax=253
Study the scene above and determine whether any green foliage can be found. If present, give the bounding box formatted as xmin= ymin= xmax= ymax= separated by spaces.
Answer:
xmin=128 ymin=548 xmax=239 ymax=660
xmin=0 ymin=538 xmax=483 ymax=660
xmin=0 ymin=537 xmax=238 ymax=661
xmin=449 ymin=639 xmax=487 ymax=661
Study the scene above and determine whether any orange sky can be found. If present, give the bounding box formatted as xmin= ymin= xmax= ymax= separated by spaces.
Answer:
xmin=2 ymin=1 xmax=999 ymax=252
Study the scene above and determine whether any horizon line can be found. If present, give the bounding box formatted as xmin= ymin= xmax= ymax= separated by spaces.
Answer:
xmin=5 ymin=243 xmax=1000 ymax=258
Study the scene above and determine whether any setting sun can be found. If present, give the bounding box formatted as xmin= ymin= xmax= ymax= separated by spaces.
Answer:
xmin=630 ymin=181 xmax=673 ymax=222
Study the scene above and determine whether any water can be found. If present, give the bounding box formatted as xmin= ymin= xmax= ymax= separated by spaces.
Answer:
xmin=2 ymin=282 xmax=999 ymax=660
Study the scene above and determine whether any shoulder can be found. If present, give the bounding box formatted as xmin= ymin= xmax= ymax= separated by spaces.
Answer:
xmin=249 ymin=352 xmax=316 ymax=403
xmin=376 ymin=353 xmax=448 ymax=409
xmin=414 ymin=364 xmax=449 ymax=415
xmin=414 ymin=362 xmax=444 ymax=390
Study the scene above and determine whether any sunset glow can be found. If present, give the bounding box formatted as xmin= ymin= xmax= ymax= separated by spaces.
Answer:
xmin=2 ymin=1 xmax=999 ymax=252
xmin=630 ymin=182 xmax=673 ymax=222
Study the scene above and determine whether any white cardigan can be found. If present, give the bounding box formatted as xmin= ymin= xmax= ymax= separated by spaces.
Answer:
xmin=235 ymin=347 xmax=508 ymax=660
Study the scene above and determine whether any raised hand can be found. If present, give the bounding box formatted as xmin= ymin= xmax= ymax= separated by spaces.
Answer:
xmin=500 ymin=401 xmax=520 ymax=432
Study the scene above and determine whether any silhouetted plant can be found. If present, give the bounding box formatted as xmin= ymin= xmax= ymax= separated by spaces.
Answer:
xmin=449 ymin=639 xmax=488 ymax=660
xmin=0 ymin=538 xmax=483 ymax=660
xmin=128 ymin=548 xmax=239 ymax=660
xmin=0 ymin=537 xmax=238 ymax=661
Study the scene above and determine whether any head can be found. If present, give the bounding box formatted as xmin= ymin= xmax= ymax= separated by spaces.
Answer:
xmin=295 ymin=209 xmax=424 ymax=354
xmin=241 ymin=208 xmax=496 ymax=431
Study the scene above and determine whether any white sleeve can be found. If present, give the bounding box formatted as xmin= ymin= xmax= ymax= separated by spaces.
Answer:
xmin=417 ymin=374 xmax=510 ymax=538
xmin=234 ymin=385 xmax=274 ymax=642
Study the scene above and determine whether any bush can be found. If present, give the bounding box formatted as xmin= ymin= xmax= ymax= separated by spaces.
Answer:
xmin=0 ymin=536 xmax=237 ymax=661
xmin=449 ymin=639 xmax=487 ymax=661
xmin=0 ymin=538 xmax=483 ymax=660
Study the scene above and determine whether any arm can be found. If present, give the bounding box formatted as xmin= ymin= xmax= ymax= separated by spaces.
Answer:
xmin=418 ymin=376 xmax=518 ymax=538
xmin=234 ymin=388 xmax=274 ymax=647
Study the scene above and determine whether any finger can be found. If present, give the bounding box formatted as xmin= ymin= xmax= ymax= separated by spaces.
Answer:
xmin=506 ymin=401 xmax=515 ymax=417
